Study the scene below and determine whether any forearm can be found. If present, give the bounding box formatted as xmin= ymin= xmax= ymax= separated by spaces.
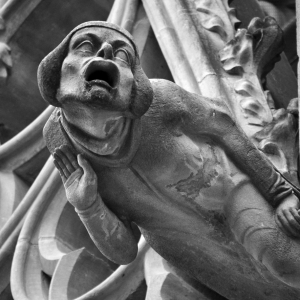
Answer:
xmin=181 ymin=95 xmax=293 ymax=207
xmin=161 ymin=82 xmax=293 ymax=206
xmin=220 ymin=126 xmax=293 ymax=206
xmin=75 ymin=194 xmax=138 ymax=264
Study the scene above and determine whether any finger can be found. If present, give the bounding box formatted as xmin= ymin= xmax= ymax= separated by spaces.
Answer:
xmin=277 ymin=212 xmax=300 ymax=237
xmin=290 ymin=208 xmax=300 ymax=225
xmin=55 ymin=148 xmax=76 ymax=174
xmin=60 ymin=145 xmax=80 ymax=170
xmin=77 ymin=154 xmax=95 ymax=178
xmin=283 ymin=208 xmax=300 ymax=234
xmin=56 ymin=148 xmax=76 ymax=173
xmin=53 ymin=159 xmax=67 ymax=183
xmin=53 ymin=153 xmax=71 ymax=178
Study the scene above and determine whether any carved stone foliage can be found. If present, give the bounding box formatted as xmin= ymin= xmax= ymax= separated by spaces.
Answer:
xmin=219 ymin=17 xmax=283 ymax=132
xmin=219 ymin=16 xmax=298 ymax=183
xmin=254 ymin=96 xmax=299 ymax=185
xmin=195 ymin=0 xmax=240 ymax=43
xmin=142 ymin=0 xmax=298 ymax=183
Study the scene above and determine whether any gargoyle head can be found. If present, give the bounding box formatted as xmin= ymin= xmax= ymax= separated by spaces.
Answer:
xmin=37 ymin=21 xmax=153 ymax=119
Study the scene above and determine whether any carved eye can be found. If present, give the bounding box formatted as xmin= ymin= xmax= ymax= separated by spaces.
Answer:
xmin=115 ymin=49 xmax=130 ymax=65
xmin=76 ymin=41 xmax=94 ymax=53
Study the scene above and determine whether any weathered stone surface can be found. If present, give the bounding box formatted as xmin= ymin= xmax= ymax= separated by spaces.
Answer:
xmin=39 ymin=20 xmax=300 ymax=299
xmin=0 ymin=1 xmax=297 ymax=299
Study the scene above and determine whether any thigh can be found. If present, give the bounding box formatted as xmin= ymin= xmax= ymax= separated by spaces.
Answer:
xmin=225 ymin=172 xmax=300 ymax=288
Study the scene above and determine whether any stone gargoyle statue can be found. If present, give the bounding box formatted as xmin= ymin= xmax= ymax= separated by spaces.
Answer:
xmin=39 ymin=21 xmax=300 ymax=299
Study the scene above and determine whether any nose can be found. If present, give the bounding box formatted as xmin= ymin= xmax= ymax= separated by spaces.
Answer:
xmin=97 ymin=42 xmax=113 ymax=59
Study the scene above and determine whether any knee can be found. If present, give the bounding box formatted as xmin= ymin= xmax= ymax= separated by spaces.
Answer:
xmin=262 ymin=246 xmax=300 ymax=289
xmin=246 ymin=231 xmax=300 ymax=289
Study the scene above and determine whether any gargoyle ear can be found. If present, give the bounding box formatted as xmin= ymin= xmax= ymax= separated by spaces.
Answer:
xmin=37 ymin=35 xmax=70 ymax=108
xmin=130 ymin=65 xmax=153 ymax=118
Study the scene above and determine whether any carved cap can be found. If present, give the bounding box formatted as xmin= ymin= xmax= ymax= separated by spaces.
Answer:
xmin=37 ymin=21 xmax=153 ymax=117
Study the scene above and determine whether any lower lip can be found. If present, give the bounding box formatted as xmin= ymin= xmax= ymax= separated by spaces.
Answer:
xmin=87 ymin=80 xmax=112 ymax=90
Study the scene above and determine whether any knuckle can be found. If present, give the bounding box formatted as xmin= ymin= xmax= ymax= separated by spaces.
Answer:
xmin=276 ymin=212 xmax=283 ymax=219
xmin=293 ymin=222 xmax=300 ymax=230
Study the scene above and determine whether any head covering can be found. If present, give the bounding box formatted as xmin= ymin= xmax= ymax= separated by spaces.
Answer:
xmin=37 ymin=21 xmax=153 ymax=117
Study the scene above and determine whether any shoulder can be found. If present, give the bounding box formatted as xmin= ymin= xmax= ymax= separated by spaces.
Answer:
xmin=148 ymin=79 xmax=190 ymax=116
xmin=150 ymin=79 xmax=190 ymax=103
xmin=142 ymin=79 xmax=194 ymax=135
xmin=149 ymin=79 xmax=231 ymax=119
xmin=148 ymin=79 xmax=209 ymax=123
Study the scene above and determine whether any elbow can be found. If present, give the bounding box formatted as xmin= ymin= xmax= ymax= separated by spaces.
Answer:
xmin=248 ymin=236 xmax=300 ymax=289
xmin=109 ymin=241 xmax=138 ymax=265
xmin=262 ymin=250 xmax=300 ymax=289
xmin=118 ymin=250 xmax=137 ymax=265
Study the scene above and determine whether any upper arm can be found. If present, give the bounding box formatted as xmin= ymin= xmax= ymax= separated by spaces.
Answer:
xmin=150 ymin=79 xmax=233 ymax=139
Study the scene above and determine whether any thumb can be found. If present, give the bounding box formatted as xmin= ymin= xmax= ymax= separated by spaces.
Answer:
xmin=77 ymin=154 xmax=95 ymax=178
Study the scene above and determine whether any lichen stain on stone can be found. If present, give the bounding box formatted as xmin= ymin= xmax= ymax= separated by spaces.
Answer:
xmin=167 ymin=159 xmax=219 ymax=201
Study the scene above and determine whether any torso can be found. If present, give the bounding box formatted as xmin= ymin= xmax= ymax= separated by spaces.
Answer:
xmin=95 ymin=99 xmax=300 ymax=300
xmin=46 ymin=80 xmax=300 ymax=299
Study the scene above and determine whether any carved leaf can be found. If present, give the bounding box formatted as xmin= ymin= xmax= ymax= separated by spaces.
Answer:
xmin=195 ymin=0 xmax=240 ymax=42
xmin=220 ymin=17 xmax=283 ymax=80
xmin=196 ymin=6 xmax=228 ymax=41
xmin=219 ymin=29 xmax=253 ymax=75
xmin=235 ymin=79 xmax=270 ymax=125
xmin=222 ymin=0 xmax=241 ymax=29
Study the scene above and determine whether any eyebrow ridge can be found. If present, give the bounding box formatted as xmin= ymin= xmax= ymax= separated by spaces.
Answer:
xmin=71 ymin=32 xmax=99 ymax=46
xmin=112 ymin=39 xmax=134 ymax=53
xmin=71 ymin=32 xmax=134 ymax=52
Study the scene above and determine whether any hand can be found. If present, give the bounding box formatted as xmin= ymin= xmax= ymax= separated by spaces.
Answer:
xmin=275 ymin=193 xmax=300 ymax=238
xmin=53 ymin=145 xmax=98 ymax=211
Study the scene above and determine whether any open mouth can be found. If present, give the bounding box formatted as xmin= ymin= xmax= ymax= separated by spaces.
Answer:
xmin=87 ymin=70 xmax=114 ymax=86
xmin=84 ymin=60 xmax=119 ymax=89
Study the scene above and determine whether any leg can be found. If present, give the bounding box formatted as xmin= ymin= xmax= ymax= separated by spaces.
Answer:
xmin=225 ymin=170 xmax=300 ymax=289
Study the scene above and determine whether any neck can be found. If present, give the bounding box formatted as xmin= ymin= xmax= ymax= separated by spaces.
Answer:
xmin=61 ymin=105 xmax=132 ymax=156
xmin=63 ymin=105 xmax=125 ymax=140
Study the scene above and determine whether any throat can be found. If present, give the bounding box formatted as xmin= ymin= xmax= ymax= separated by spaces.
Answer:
xmin=62 ymin=111 xmax=131 ymax=156
xmin=95 ymin=117 xmax=129 ymax=156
